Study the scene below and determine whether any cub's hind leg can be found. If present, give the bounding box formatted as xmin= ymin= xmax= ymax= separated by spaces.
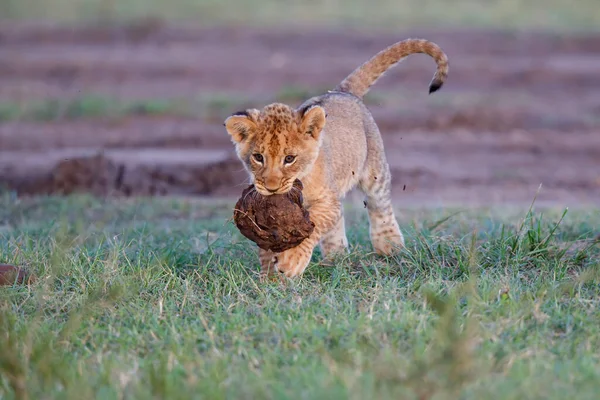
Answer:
xmin=359 ymin=124 xmax=404 ymax=255
xmin=359 ymin=164 xmax=404 ymax=255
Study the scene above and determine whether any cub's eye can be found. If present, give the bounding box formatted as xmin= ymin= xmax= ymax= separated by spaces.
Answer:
xmin=253 ymin=154 xmax=264 ymax=163
xmin=284 ymin=155 xmax=296 ymax=164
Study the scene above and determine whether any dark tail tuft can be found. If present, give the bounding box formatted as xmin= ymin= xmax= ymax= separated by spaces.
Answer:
xmin=428 ymin=78 xmax=444 ymax=94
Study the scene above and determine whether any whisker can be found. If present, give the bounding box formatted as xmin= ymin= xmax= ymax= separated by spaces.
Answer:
xmin=234 ymin=180 xmax=251 ymax=188
xmin=243 ymin=187 xmax=257 ymax=202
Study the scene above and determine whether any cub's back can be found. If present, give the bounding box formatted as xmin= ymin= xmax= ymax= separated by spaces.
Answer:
xmin=299 ymin=92 xmax=374 ymax=193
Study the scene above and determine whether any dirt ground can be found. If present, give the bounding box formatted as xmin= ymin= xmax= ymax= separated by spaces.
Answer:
xmin=1 ymin=23 xmax=599 ymax=207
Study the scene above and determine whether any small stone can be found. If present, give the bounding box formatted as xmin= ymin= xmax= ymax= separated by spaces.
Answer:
xmin=0 ymin=264 xmax=36 ymax=286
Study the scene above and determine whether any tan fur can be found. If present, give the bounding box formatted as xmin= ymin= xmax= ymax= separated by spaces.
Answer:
xmin=336 ymin=38 xmax=449 ymax=98
xmin=225 ymin=38 xmax=449 ymax=278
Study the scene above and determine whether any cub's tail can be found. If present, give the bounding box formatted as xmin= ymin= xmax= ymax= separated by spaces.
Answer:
xmin=335 ymin=38 xmax=449 ymax=98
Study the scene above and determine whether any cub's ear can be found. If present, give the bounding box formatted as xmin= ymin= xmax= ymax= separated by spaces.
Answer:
xmin=299 ymin=105 xmax=326 ymax=140
xmin=224 ymin=110 xmax=258 ymax=143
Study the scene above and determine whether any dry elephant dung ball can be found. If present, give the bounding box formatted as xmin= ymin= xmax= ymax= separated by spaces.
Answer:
xmin=233 ymin=179 xmax=315 ymax=253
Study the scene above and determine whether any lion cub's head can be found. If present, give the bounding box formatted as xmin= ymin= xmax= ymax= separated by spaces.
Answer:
xmin=224 ymin=103 xmax=326 ymax=196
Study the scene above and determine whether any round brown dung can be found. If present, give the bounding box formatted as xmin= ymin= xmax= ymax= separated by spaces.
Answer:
xmin=233 ymin=179 xmax=315 ymax=253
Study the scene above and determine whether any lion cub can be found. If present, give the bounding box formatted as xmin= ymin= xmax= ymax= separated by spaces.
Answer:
xmin=225 ymin=38 xmax=449 ymax=278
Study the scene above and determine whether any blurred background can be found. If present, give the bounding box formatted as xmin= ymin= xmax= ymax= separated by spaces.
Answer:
xmin=1 ymin=0 xmax=599 ymax=207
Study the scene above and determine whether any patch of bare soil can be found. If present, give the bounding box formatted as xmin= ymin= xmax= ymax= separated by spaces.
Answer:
xmin=1 ymin=24 xmax=599 ymax=206
xmin=0 ymin=148 xmax=247 ymax=197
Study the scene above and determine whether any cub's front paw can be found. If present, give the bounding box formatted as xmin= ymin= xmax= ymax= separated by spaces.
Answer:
xmin=274 ymin=245 xmax=313 ymax=278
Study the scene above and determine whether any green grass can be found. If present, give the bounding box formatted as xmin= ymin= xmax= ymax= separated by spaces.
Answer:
xmin=0 ymin=89 xmax=334 ymax=123
xmin=276 ymin=85 xmax=333 ymax=103
xmin=1 ymin=0 xmax=599 ymax=31
xmin=0 ymin=94 xmax=255 ymax=123
xmin=0 ymin=194 xmax=599 ymax=399
xmin=0 ymin=97 xmax=187 ymax=122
